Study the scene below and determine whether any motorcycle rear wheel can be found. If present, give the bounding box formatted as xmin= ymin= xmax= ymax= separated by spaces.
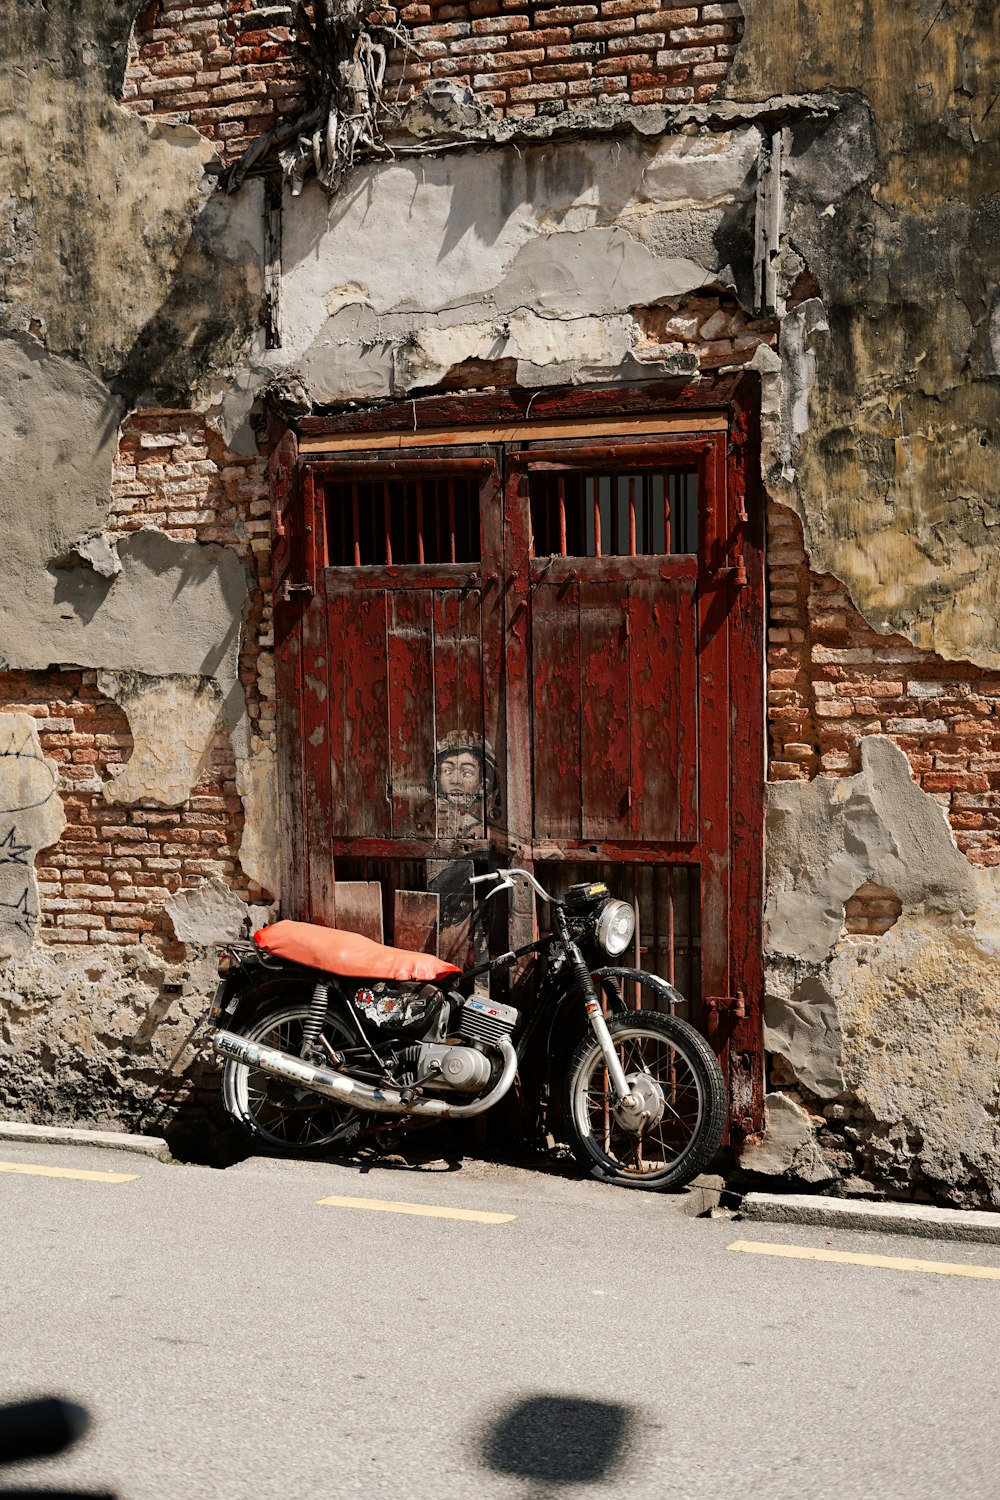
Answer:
xmin=562 ymin=1009 xmax=726 ymax=1190
xmin=221 ymin=999 xmax=364 ymax=1154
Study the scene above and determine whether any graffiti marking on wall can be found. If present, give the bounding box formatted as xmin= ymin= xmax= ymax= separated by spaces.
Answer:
xmin=0 ymin=715 xmax=66 ymax=957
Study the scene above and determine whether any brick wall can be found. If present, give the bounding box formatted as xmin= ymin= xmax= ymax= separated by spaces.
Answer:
xmin=767 ymin=500 xmax=1000 ymax=869
xmin=2 ymin=413 xmax=274 ymax=960
xmin=383 ymin=0 xmax=743 ymax=117
xmin=634 ymin=293 xmax=777 ymax=370
xmin=109 ymin=413 xmax=275 ymax=757
xmin=0 ymin=670 xmax=245 ymax=957
xmin=122 ymin=1 xmax=308 ymax=163
xmin=122 ymin=0 xmax=744 ymax=153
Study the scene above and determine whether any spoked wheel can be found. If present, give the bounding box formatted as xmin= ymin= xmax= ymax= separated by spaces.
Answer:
xmin=562 ymin=1009 xmax=727 ymax=1190
xmin=221 ymin=1000 xmax=365 ymax=1155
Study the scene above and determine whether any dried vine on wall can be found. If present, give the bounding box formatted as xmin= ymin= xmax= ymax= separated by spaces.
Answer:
xmin=224 ymin=0 xmax=408 ymax=196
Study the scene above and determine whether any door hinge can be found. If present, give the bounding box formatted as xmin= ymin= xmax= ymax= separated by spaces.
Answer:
xmin=705 ymin=991 xmax=746 ymax=1020
xmin=281 ymin=579 xmax=314 ymax=602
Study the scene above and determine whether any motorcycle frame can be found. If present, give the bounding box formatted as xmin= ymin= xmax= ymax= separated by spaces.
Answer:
xmin=212 ymin=891 xmax=690 ymax=1122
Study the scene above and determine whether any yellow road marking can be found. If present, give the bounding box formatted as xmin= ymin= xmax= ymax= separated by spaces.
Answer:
xmin=728 ymin=1239 xmax=1000 ymax=1280
xmin=0 ymin=1160 xmax=137 ymax=1183
xmin=317 ymin=1193 xmax=515 ymax=1224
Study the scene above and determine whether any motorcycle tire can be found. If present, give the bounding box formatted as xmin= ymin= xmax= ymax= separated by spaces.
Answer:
xmin=221 ymin=998 xmax=365 ymax=1155
xmin=562 ymin=1009 xmax=727 ymax=1191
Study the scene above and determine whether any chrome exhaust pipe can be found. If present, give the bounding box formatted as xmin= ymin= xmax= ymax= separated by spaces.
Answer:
xmin=209 ymin=1028 xmax=518 ymax=1120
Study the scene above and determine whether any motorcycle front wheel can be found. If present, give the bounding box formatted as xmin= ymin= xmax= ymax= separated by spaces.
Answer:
xmin=562 ymin=1009 xmax=727 ymax=1190
xmin=221 ymin=999 xmax=364 ymax=1154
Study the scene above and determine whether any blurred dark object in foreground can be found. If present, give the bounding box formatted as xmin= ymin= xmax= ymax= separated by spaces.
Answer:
xmin=0 ymin=1398 xmax=116 ymax=1499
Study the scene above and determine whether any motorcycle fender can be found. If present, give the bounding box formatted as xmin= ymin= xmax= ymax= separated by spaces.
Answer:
xmin=207 ymin=979 xmax=230 ymax=1025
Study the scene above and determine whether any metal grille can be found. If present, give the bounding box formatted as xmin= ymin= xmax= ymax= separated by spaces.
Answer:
xmin=539 ymin=862 xmax=701 ymax=1020
xmin=457 ymin=1003 xmax=517 ymax=1047
xmin=324 ymin=477 xmax=481 ymax=566
xmin=529 ymin=469 xmax=698 ymax=558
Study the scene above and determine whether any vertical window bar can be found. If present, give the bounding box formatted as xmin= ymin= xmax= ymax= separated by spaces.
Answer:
xmin=401 ymin=481 xmax=411 ymax=564
xmin=664 ymin=471 xmax=671 ymax=555
xmin=416 ymin=483 xmax=425 ymax=565
xmin=351 ymin=483 xmax=361 ymax=564
xmin=628 ymin=476 xmax=637 ymax=557
xmin=448 ymin=478 xmax=456 ymax=564
xmin=383 ymin=482 xmax=392 ymax=566
xmin=593 ymin=479 xmax=602 ymax=557
xmin=558 ymin=476 xmax=567 ymax=557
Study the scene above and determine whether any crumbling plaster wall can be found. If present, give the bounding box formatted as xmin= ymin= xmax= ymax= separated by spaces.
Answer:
xmin=712 ymin=2 xmax=1000 ymax=1203
xmin=0 ymin=0 xmax=277 ymax=889
xmin=2 ymin=0 xmax=998 ymax=1185
xmin=722 ymin=0 xmax=1000 ymax=672
xmin=269 ymin=126 xmax=768 ymax=401
xmin=753 ymin=736 xmax=1000 ymax=1205
xmin=0 ymin=0 xmax=280 ymax=1131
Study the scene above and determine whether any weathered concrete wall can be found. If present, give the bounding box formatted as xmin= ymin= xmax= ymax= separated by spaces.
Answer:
xmin=0 ymin=0 xmax=269 ymax=873
xmin=0 ymin=0 xmax=997 ymax=1195
xmin=723 ymin=0 xmax=1000 ymax=671
xmin=272 ymin=127 xmax=767 ymax=402
xmin=750 ymin=737 xmax=1000 ymax=1205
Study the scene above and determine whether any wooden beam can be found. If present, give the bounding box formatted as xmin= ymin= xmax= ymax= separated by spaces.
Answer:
xmin=299 ymin=412 xmax=729 ymax=455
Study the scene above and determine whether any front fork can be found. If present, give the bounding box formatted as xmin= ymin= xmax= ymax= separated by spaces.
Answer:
xmin=557 ymin=919 xmax=634 ymax=1106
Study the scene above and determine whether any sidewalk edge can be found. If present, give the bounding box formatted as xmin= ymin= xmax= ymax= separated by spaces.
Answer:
xmin=739 ymin=1191 xmax=1000 ymax=1246
xmin=0 ymin=1120 xmax=172 ymax=1161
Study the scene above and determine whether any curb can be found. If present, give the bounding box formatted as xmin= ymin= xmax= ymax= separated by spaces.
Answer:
xmin=740 ymin=1191 xmax=1000 ymax=1246
xmin=0 ymin=1121 xmax=172 ymax=1162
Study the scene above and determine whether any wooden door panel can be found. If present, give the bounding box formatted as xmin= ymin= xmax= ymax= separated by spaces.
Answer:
xmin=340 ymin=589 xmax=391 ymax=839
xmin=628 ymin=577 xmax=699 ymax=844
xmin=531 ymin=577 xmax=582 ymax=841
xmin=387 ymin=588 xmax=436 ymax=837
xmin=280 ymin=417 xmax=763 ymax=1134
xmin=579 ymin=580 xmax=631 ymax=842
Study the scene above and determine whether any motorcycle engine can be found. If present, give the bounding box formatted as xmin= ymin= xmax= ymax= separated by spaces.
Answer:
xmin=406 ymin=998 xmax=521 ymax=1095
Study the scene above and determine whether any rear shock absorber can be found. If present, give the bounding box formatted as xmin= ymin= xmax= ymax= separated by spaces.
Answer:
xmin=300 ymin=982 xmax=329 ymax=1060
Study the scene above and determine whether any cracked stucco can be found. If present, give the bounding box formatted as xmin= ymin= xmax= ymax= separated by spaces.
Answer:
xmin=271 ymin=129 xmax=761 ymax=402
xmin=0 ymin=0 xmax=268 ymax=873
xmin=757 ymin=737 xmax=1000 ymax=1201
xmin=723 ymin=0 xmax=1000 ymax=670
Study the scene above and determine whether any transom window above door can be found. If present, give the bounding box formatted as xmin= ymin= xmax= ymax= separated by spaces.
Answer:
xmin=529 ymin=468 xmax=699 ymax=558
xmin=324 ymin=473 xmax=481 ymax=566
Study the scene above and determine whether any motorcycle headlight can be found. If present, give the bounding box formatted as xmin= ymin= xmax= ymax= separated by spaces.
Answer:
xmin=596 ymin=899 xmax=636 ymax=957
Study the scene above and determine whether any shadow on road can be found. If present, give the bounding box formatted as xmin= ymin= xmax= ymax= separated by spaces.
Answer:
xmin=480 ymin=1394 xmax=636 ymax=1488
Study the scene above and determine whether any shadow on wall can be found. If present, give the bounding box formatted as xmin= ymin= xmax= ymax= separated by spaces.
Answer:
xmin=103 ymin=185 xmax=264 ymax=427
xmin=480 ymin=1394 xmax=636 ymax=1490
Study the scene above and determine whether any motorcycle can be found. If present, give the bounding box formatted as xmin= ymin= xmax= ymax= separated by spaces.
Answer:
xmin=205 ymin=868 xmax=727 ymax=1191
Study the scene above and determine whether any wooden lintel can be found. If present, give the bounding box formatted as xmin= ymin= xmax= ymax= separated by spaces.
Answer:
xmin=298 ymin=412 xmax=729 ymax=456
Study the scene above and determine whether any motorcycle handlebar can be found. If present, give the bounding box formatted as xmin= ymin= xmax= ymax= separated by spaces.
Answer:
xmin=468 ymin=868 xmax=556 ymax=904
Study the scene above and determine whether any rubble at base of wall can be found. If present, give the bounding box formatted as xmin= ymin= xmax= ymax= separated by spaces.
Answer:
xmin=0 ymin=941 xmax=221 ymax=1138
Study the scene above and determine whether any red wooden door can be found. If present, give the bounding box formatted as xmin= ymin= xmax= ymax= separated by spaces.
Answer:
xmin=283 ymin=452 xmax=505 ymax=930
xmin=500 ymin=430 xmax=761 ymax=1128
xmin=274 ymin=408 xmax=763 ymax=1133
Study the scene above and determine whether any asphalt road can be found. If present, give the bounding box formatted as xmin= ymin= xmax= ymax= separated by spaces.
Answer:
xmin=1 ymin=1140 xmax=999 ymax=1500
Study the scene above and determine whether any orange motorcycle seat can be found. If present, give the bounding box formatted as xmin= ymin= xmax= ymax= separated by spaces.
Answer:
xmin=254 ymin=919 xmax=462 ymax=982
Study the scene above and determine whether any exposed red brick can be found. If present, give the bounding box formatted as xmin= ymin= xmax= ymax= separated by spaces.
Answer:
xmin=766 ymin=503 xmax=1000 ymax=865
xmin=122 ymin=0 xmax=745 ymax=145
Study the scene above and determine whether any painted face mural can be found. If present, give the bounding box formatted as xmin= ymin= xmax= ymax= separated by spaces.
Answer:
xmin=433 ymin=731 xmax=499 ymax=837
